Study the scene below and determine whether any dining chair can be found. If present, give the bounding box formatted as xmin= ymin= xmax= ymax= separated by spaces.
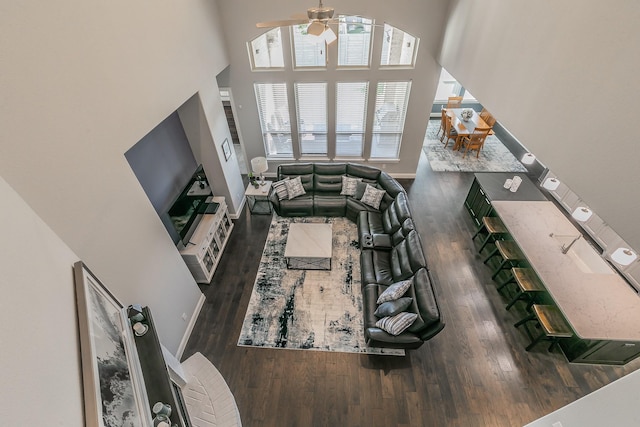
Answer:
xmin=442 ymin=114 xmax=460 ymax=149
xmin=447 ymin=96 xmax=463 ymax=109
xmin=459 ymin=125 xmax=491 ymax=158
xmin=479 ymin=107 xmax=492 ymax=121
xmin=482 ymin=113 xmax=496 ymax=128
xmin=480 ymin=108 xmax=497 ymax=132
xmin=437 ymin=108 xmax=447 ymax=139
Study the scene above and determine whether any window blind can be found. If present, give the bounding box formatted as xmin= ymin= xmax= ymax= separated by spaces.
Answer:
xmin=254 ymin=83 xmax=293 ymax=158
xmin=336 ymin=82 xmax=369 ymax=157
xmin=371 ymin=81 xmax=411 ymax=158
xmin=295 ymin=82 xmax=328 ymax=156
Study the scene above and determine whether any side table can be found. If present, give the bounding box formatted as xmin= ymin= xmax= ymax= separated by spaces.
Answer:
xmin=245 ymin=180 xmax=273 ymax=214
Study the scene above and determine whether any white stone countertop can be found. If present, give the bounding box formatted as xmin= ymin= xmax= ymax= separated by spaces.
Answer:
xmin=492 ymin=200 xmax=640 ymax=341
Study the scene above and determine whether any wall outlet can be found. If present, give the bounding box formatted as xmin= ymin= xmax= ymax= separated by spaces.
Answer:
xmin=552 ymin=422 xmax=563 ymax=427
xmin=181 ymin=312 xmax=188 ymax=321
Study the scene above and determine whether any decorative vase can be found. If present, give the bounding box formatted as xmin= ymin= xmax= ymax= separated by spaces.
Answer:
xmin=461 ymin=109 xmax=474 ymax=122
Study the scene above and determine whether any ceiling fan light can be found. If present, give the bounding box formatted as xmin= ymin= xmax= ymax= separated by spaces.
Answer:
xmin=321 ymin=27 xmax=337 ymax=44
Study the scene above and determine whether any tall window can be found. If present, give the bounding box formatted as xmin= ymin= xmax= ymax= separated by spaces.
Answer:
xmin=295 ymin=83 xmax=328 ymax=156
xmin=434 ymin=68 xmax=477 ymax=102
xmin=380 ymin=24 xmax=418 ymax=67
xmin=336 ymin=82 xmax=369 ymax=157
xmin=292 ymin=24 xmax=326 ymax=68
xmin=338 ymin=15 xmax=373 ymax=67
xmin=249 ymin=28 xmax=284 ymax=70
xmin=254 ymin=83 xmax=293 ymax=158
xmin=371 ymin=81 xmax=411 ymax=158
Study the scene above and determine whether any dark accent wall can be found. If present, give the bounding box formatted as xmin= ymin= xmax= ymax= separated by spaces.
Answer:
xmin=125 ymin=111 xmax=198 ymax=214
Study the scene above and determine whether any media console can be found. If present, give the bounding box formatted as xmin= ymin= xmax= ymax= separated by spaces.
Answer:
xmin=179 ymin=197 xmax=233 ymax=284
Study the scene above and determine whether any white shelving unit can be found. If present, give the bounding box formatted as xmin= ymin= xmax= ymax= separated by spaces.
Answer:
xmin=179 ymin=197 xmax=233 ymax=284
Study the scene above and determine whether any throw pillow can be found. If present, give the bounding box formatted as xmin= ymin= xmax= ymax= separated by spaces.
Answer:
xmin=374 ymin=297 xmax=413 ymax=317
xmin=360 ymin=184 xmax=386 ymax=210
xmin=285 ymin=176 xmax=306 ymax=200
xmin=340 ymin=176 xmax=363 ymax=196
xmin=272 ymin=177 xmax=290 ymax=201
xmin=354 ymin=181 xmax=369 ymax=199
xmin=376 ymin=278 xmax=412 ymax=304
xmin=376 ymin=312 xmax=418 ymax=336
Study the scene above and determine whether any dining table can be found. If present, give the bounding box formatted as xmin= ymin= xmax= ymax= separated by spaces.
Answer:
xmin=445 ymin=108 xmax=490 ymax=150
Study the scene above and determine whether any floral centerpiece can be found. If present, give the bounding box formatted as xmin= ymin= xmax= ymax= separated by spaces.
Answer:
xmin=461 ymin=109 xmax=474 ymax=121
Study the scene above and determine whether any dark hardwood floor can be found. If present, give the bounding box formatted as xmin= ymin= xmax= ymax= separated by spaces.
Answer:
xmin=183 ymin=154 xmax=640 ymax=427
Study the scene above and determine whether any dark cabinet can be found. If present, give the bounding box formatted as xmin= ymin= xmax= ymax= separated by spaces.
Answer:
xmin=464 ymin=173 xmax=547 ymax=226
xmin=560 ymin=338 xmax=640 ymax=365
xmin=464 ymin=179 xmax=493 ymax=226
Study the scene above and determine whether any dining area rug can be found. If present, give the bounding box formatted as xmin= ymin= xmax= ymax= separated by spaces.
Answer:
xmin=237 ymin=215 xmax=404 ymax=356
xmin=423 ymin=120 xmax=527 ymax=173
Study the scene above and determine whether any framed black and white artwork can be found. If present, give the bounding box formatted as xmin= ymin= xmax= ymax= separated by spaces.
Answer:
xmin=74 ymin=261 xmax=151 ymax=427
xmin=222 ymin=138 xmax=232 ymax=161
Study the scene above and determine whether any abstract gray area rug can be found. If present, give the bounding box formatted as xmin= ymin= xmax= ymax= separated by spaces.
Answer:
xmin=238 ymin=215 xmax=404 ymax=356
xmin=423 ymin=120 xmax=527 ymax=173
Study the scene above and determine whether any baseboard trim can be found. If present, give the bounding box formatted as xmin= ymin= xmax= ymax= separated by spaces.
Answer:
xmin=230 ymin=197 xmax=246 ymax=220
xmin=176 ymin=293 xmax=206 ymax=360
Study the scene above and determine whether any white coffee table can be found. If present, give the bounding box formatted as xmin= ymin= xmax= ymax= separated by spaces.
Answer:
xmin=284 ymin=223 xmax=333 ymax=270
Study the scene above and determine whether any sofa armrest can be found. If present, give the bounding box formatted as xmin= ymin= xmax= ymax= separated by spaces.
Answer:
xmin=419 ymin=322 xmax=445 ymax=341
xmin=365 ymin=327 xmax=424 ymax=346
xmin=269 ymin=191 xmax=281 ymax=213
xmin=372 ymin=234 xmax=392 ymax=249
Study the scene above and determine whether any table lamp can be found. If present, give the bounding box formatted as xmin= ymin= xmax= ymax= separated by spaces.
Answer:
xmin=251 ymin=157 xmax=268 ymax=186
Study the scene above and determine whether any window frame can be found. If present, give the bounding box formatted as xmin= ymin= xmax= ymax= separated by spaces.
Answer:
xmin=294 ymin=82 xmax=329 ymax=157
xmin=248 ymin=28 xmax=286 ymax=71
xmin=336 ymin=15 xmax=374 ymax=70
xmin=291 ymin=23 xmax=328 ymax=70
xmin=379 ymin=23 xmax=419 ymax=69
xmin=335 ymin=81 xmax=369 ymax=158
xmin=370 ymin=80 xmax=412 ymax=159
xmin=254 ymin=82 xmax=294 ymax=159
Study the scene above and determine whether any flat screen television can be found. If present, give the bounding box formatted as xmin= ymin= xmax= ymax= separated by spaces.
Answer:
xmin=165 ymin=165 xmax=218 ymax=246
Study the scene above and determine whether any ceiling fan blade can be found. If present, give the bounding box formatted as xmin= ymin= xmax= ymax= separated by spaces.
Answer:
xmin=256 ymin=19 xmax=309 ymax=28
xmin=307 ymin=21 xmax=326 ymax=36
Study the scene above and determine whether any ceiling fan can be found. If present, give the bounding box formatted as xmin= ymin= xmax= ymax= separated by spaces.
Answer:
xmin=256 ymin=0 xmax=339 ymax=43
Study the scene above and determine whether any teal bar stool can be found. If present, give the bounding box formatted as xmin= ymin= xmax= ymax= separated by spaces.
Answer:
xmin=514 ymin=304 xmax=573 ymax=352
xmin=471 ymin=217 xmax=509 ymax=253
xmin=483 ymin=240 xmax=526 ymax=280
xmin=497 ymin=268 xmax=546 ymax=311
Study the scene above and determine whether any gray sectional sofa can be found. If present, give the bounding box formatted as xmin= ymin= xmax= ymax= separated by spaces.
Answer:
xmin=270 ymin=162 xmax=444 ymax=350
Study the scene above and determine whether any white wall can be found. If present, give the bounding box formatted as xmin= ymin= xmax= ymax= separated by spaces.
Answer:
xmin=439 ymin=0 xmax=640 ymax=251
xmin=525 ymin=369 xmax=640 ymax=426
xmin=0 ymin=177 xmax=83 ymax=425
xmin=215 ymin=0 xmax=450 ymax=176
xmin=178 ymin=88 xmax=246 ymax=216
xmin=0 ymin=1 xmax=230 ymax=352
